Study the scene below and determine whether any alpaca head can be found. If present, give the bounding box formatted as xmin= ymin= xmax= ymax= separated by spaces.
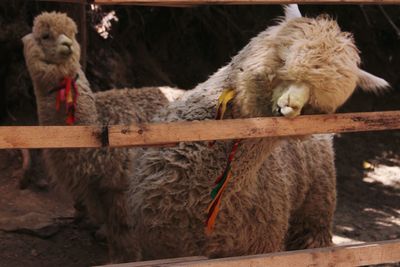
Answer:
xmin=269 ymin=5 xmax=389 ymax=118
xmin=22 ymin=12 xmax=80 ymax=70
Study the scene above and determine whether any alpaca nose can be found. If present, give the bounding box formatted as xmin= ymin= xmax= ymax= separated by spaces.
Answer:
xmin=61 ymin=40 xmax=72 ymax=48
xmin=58 ymin=34 xmax=73 ymax=50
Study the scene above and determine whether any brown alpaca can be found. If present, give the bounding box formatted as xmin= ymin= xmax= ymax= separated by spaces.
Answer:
xmin=22 ymin=12 xmax=183 ymax=262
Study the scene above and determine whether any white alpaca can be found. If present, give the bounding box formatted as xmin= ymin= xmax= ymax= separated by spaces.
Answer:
xmin=119 ymin=5 xmax=388 ymax=261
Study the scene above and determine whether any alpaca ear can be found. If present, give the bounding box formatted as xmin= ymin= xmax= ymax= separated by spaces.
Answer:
xmin=21 ymin=33 xmax=34 ymax=46
xmin=357 ymin=69 xmax=390 ymax=94
xmin=283 ymin=4 xmax=302 ymax=20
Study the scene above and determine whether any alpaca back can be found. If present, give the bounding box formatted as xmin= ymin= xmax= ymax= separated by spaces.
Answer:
xmin=95 ymin=86 xmax=184 ymax=124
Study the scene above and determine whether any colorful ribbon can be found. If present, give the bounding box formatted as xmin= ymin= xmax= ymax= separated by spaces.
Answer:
xmin=51 ymin=75 xmax=79 ymax=125
xmin=205 ymin=88 xmax=240 ymax=234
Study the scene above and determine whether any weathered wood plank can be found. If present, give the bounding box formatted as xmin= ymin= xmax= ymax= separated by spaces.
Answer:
xmin=94 ymin=256 xmax=207 ymax=267
xmin=93 ymin=0 xmax=400 ymax=6
xmin=0 ymin=111 xmax=399 ymax=149
xmin=97 ymin=240 xmax=400 ymax=267
xmin=108 ymin=111 xmax=400 ymax=147
xmin=0 ymin=125 xmax=103 ymax=149
xmin=164 ymin=239 xmax=400 ymax=267
xmin=79 ymin=0 xmax=88 ymax=70
xmin=36 ymin=0 xmax=87 ymax=3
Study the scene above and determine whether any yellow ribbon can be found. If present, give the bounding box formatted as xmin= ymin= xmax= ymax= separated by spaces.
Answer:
xmin=205 ymin=88 xmax=237 ymax=234
xmin=216 ymin=88 xmax=236 ymax=120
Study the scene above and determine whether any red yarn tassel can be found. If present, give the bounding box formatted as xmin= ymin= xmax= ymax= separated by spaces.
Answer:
xmin=53 ymin=76 xmax=79 ymax=125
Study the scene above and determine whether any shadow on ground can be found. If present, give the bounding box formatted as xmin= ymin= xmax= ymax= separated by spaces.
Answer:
xmin=333 ymin=131 xmax=400 ymax=244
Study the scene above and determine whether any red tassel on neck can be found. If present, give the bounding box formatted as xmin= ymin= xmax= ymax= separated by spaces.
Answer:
xmin=54 ymin=76 xmax=79 ymax=125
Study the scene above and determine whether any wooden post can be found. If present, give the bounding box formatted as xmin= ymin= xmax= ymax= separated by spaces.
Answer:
xmin=80 ymin=0 xmax=88 ymax=70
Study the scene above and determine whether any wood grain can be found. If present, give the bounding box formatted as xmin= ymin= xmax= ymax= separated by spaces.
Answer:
xmin=36 ymin=0 xmax=87 ymax=3
xmin=94 ymin=256 xmax=207 ymax=267
xmin=36 ymin=0 xmax=400 ymax=4
xmin=168 ymin=239 xmax=400 ymax=267
xmin=0 ymin=111 xmax=399 ymax=149
xmin=0 ymin=125 xmax=103 ymax=149
xmin=98 ymin=240 xmax=400 ymax=267
xmin=93 ymin=0 xmax=400 ymax=6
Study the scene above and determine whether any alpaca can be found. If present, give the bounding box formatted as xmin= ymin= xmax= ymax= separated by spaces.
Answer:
xmin=22 ymin=12 xmax=183 ymax=262
xmin=121 ymin=5 xmax=389 ymax=261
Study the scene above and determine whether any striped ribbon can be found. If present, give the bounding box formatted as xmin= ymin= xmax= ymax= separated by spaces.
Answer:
xmin=205 ymin=88 xmax=241 ymax=234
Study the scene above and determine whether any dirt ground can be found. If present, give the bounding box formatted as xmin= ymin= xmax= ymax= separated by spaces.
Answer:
xmin=0 ymin=130 xmax=398 ymax=267
xmin=0 ymin=149 xmax=108 ymax=267
xmin=334 ymin=131 xmax=400 ymax=245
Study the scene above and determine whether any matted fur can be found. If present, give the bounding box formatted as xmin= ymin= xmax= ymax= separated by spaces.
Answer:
xmin=22 ymin=12 xmax=183 ymax=262
xmin=123 ymin=6 xmax=388 ymax=261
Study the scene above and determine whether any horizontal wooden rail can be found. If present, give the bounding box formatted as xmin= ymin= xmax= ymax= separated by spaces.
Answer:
xmin=36 ymin=0 xmax=87 ymax=3
xmin=99 ymin=239 xmax=400 ymax=267
xmin=96 ymin=256 xmax=208 ymax=267
xmin=0 ymin=111 xmax=399 ymax=149
xmin=35 ymin=0 xmax=400 ymax=5
xmin=93 ymin=0 xmax=400 ymax=5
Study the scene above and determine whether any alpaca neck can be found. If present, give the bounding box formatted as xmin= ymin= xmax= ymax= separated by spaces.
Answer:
xmin=198 ymin=67 xmax=283 ymax=195
xmin=226 ymin=137 xmax=281 ymax=195
xmin=34 ymin=69 xmax=98 ymax=126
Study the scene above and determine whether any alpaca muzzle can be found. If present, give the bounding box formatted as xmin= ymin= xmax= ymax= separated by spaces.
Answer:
xmin=57 ymin=34 xmax=74 ymax=56
xmin=275 ymin=83 xmax=310 ymax=118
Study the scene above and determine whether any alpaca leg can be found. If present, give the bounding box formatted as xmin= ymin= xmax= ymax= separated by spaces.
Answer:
xmin=18 ymin=149 xmax=32 ymax=189
xmin=286 ymin=212 xmax=333 ymax=250
xmin=205 ymin=222 xmax=288 ymax=258
xmin=204 ymin=201 xmax=289 ymax=258
xmin=18 ymin=149 xmax=48 ymax=190
xmin=78 ymin=180 xmax=105 ymax=225
xmin=75 ymin=197 xmax=107 ymax=242
xmin=100 ymin=189 xmax=141 ymax=263
xmin=73 ymin=200 xmax=88 ymax=222
xmin=286 ymin=178 xmax=336 ymax=250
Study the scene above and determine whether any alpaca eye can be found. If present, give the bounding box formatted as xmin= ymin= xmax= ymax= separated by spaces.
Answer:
xmin=41 ymin=33 xmax=50 ymax=40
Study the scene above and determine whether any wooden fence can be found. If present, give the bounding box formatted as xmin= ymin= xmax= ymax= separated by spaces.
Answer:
xmin=38 ymin=0 xmax=400 ymax=5
xmin=96 ymin=239 xmax=400 ymax=267
xmin=1 ymin=111 xmax=400 ymax=149
xmin=9 ymin=0 xmax=400 ymax=266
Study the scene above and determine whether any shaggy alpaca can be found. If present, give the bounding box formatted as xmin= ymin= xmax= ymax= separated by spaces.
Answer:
xmin=22 ymin=12 xmax=183 ymax=262
xmin=122 ymin=5 xmax=389 ymax=261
